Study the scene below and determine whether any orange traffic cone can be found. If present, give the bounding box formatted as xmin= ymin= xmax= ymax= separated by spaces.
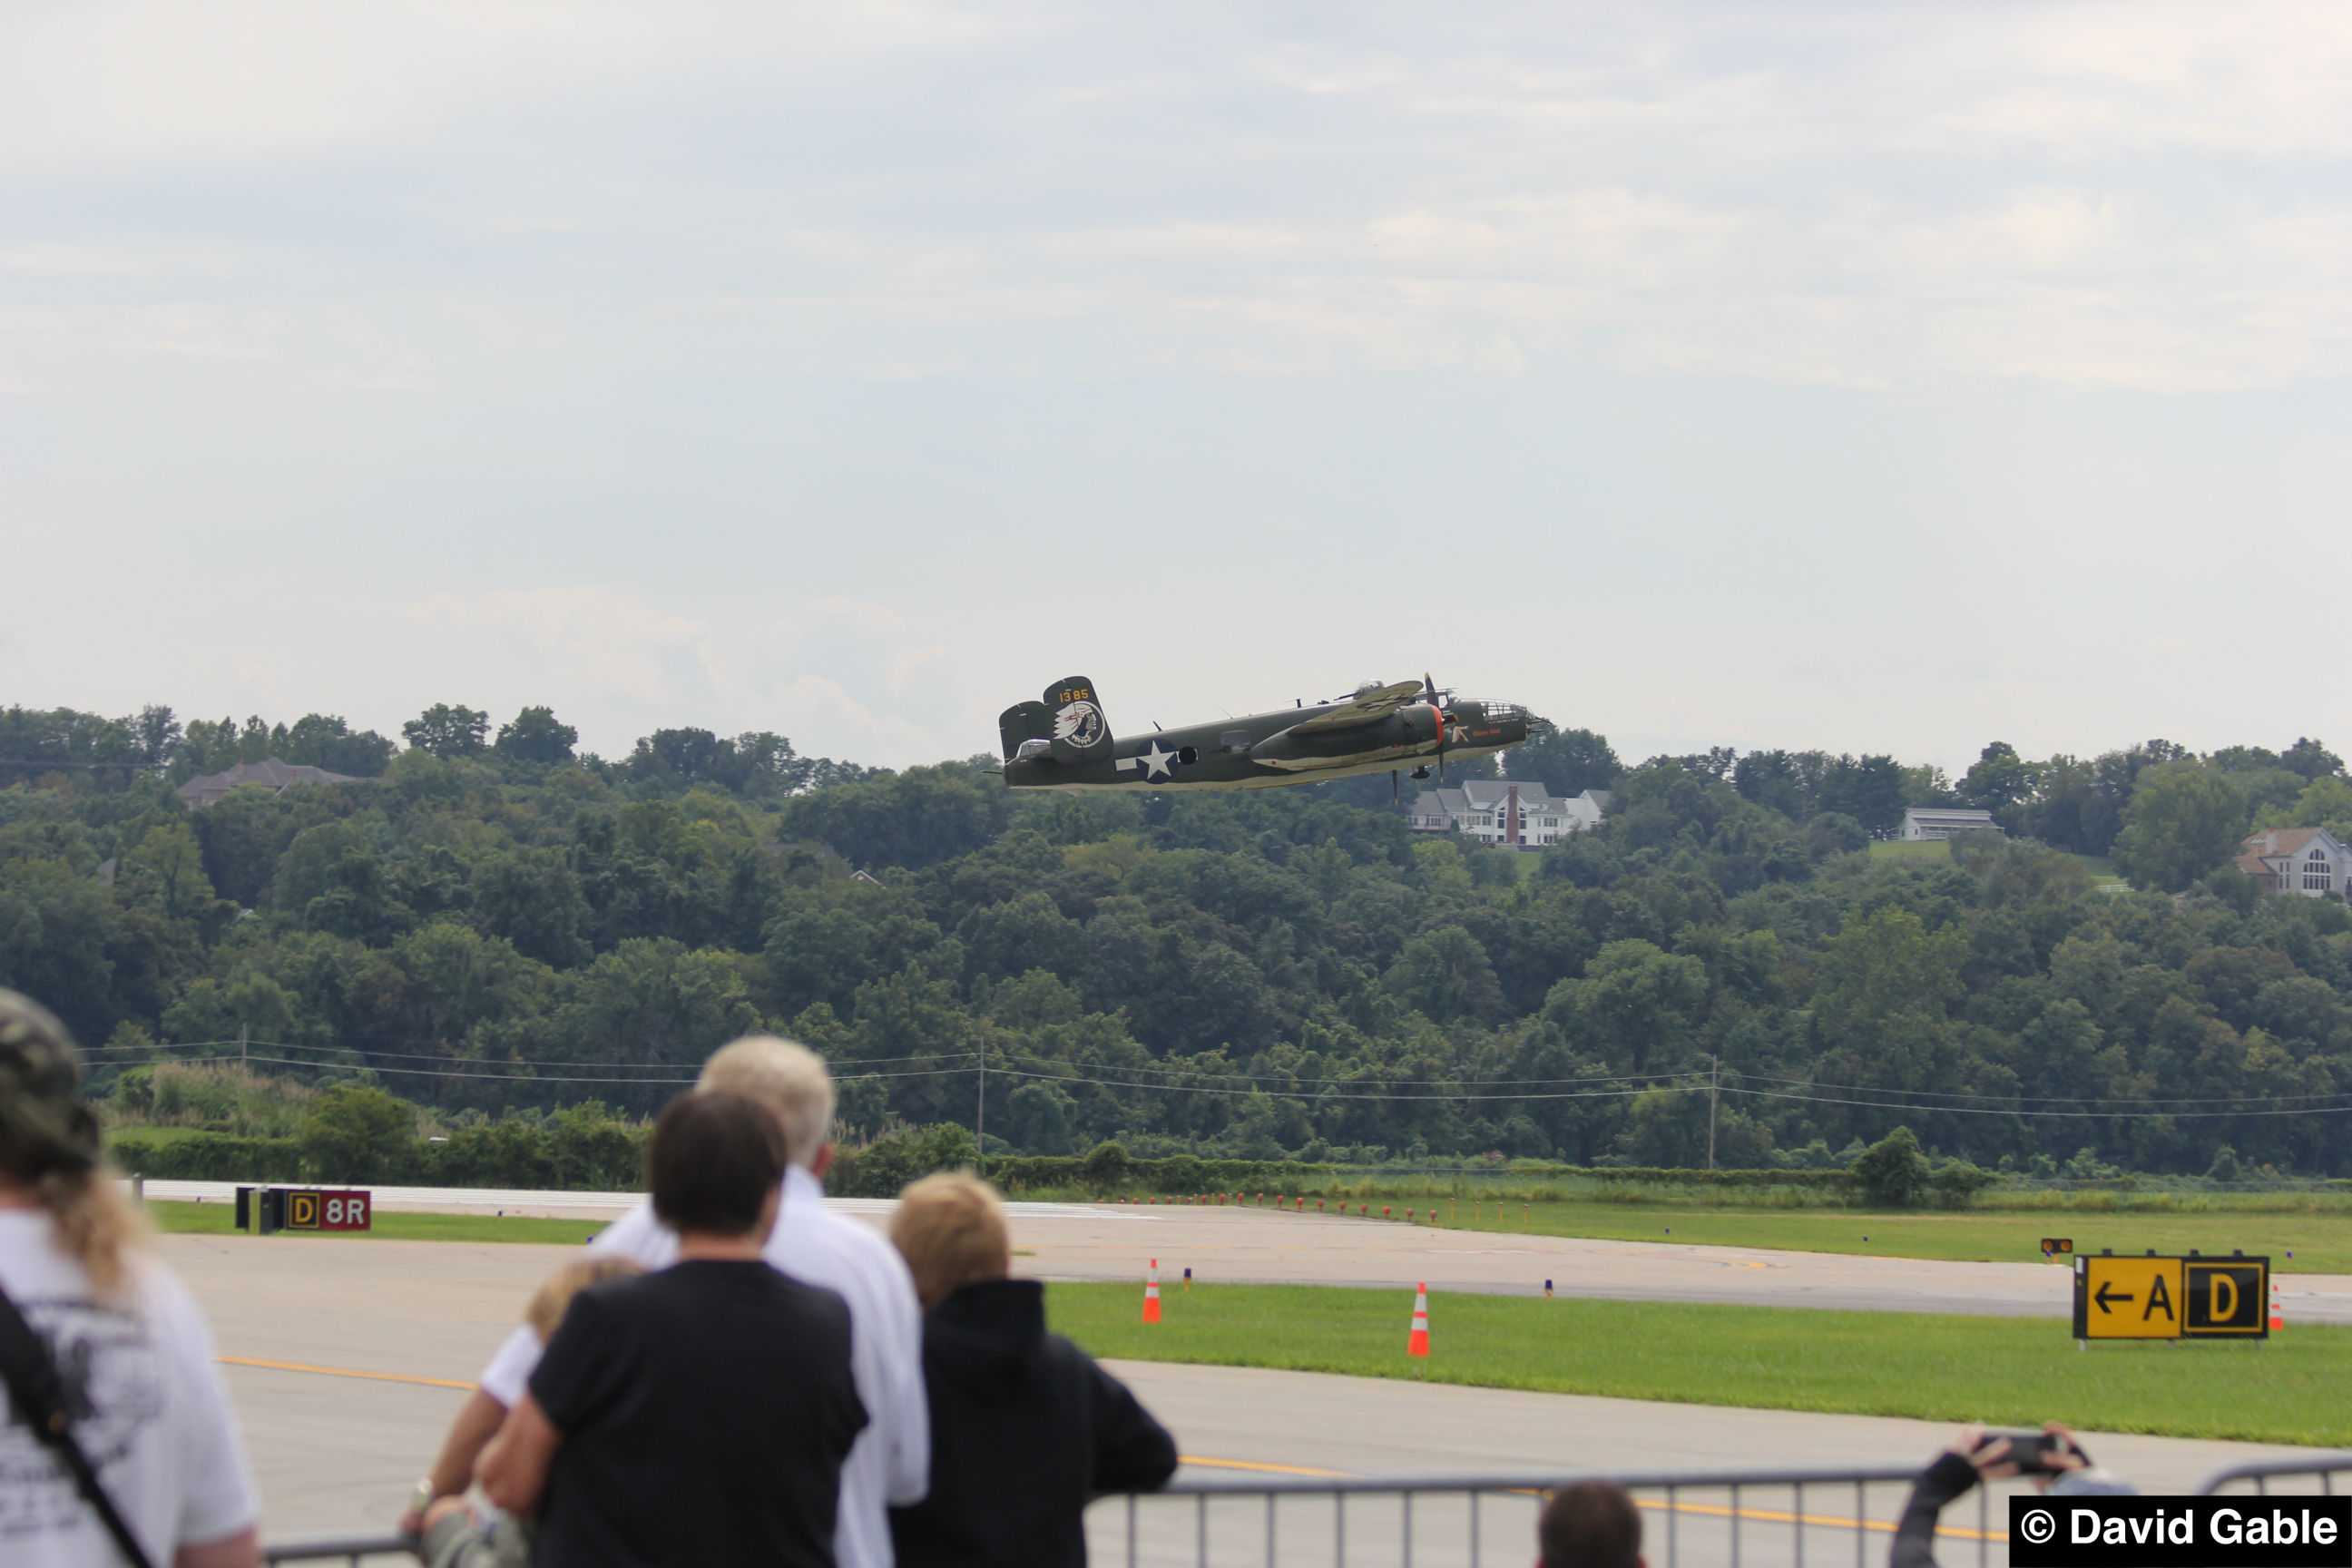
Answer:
xmin=1143 ymin=1259 xmax=1161 ymax=1324
xmin=2269 ymin=1279 xmax=2284 ymax=1331
xmin=1406 ymin=1282 xmax=1430 ymax=1357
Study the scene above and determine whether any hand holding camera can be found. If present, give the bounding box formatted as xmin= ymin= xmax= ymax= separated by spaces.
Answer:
xmin=1950 ymin=1422 xmax=2091 ymax=1485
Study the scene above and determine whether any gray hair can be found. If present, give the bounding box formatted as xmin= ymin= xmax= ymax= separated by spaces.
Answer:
xmin=696 ymin=1035 xmax=836 ymax=1168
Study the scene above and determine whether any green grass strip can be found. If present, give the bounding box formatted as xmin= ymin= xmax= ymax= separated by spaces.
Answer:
xmin=1382 ymin=1200 xmax=2352 ymax=1272
xmin=149 ymin=1200 xmax=604 ymax=1247
xmin=1046 ymin=1281 xmax=2352 ymax=1447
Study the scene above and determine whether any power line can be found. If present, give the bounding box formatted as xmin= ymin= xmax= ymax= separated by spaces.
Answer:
xmin=1732 ymin=1084 xmax=2352 ymax=1121
xmin=987 ymin=1054 xmax=1695 ymax=1091
xmin=111 ymin=1041 xmax=2352 ymax=1119
xmin=1733 ymin=1069 xmax=2352 ymax=1110
xmin=91 ymin=1038 xmax=994 ymax=1071
xmin=984 ymin=1064 xmax=1670 ymax=1103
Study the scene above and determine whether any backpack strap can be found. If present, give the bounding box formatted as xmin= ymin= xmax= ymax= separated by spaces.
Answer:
xmin=0 ymin=1277 xmax=158 ymax=1568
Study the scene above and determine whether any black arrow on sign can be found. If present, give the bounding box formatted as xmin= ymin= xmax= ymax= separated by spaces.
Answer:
xmin=2093 ymin=1279 xmax=2133 ymax=1313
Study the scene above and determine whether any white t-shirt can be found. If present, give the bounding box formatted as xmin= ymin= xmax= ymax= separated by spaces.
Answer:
xmin=0 ymin=1209 xmax=259 ymax=1568
xmin=478 ymin=1166 xmax=928 ymax=1568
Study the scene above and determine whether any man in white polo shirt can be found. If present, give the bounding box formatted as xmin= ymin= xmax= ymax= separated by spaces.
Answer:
xmin=421 ymin=1037 xmax=927 ymax=1568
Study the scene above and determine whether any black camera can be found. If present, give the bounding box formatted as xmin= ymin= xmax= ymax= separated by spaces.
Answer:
xmin=1974 ymin=1431 xmax=2087 ymax=1476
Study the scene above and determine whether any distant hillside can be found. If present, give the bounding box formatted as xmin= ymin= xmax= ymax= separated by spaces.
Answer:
xmin=4 ymin=700 xmax=2349 ymax=1176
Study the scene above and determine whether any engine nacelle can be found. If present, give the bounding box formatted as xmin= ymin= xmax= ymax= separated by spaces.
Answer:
xmin=1250 ymin=702 xmax=1442 ymax=764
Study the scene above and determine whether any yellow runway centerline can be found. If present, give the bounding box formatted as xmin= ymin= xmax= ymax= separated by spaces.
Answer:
xmin=1179 ymin=1455 xmax=1350 ymax=1477
xmin=219 ymin=1355 xmax=475 ymax=1391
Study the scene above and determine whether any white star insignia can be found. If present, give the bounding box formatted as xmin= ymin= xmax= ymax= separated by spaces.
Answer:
xmin=1138 ymin=740 xmax=1177 ymax=780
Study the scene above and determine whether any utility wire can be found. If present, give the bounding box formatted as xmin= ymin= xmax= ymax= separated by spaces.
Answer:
xmin=1733 ymin=1085 xmax=2352 ymax=1121
xmin=115 ymin=1041 xmax=2352 ymax=1117
xmin=110 ymin=1044 xmax=2352 ymax=1113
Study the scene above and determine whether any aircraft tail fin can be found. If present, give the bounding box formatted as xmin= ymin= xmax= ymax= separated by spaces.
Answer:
xmin=1043 ymin=676 xmax=1113 ymax=764
xmin=998 ymin=702 xmax=1053 ymax=763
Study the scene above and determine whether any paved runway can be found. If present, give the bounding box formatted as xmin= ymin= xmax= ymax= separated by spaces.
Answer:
xmin=1013 ymin=1204 xmax=2352 ymax=1323
xmin=151 ymin=1183 xmax=2352 ymax=1322
xmin=155 ymin=1214 xmax=2347 ymax=1558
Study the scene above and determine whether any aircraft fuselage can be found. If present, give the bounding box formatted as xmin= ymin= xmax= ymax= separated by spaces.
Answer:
xmin=1000 ymin=682 xmax=1529 ymax=791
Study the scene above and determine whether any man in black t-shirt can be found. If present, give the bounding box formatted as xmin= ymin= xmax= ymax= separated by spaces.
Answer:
xmin=476 ymin=1092 xmax=867 ymax=1568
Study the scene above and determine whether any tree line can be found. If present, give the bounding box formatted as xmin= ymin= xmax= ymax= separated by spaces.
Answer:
xmin=4 ymin=699 xmax=2350 ymax=1178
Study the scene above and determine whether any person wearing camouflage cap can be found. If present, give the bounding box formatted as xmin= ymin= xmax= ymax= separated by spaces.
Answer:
xmin=0 ymin=988 xmax=261 ymax=1568
xmin=0 ymin=989 xmax=106 ymax=1184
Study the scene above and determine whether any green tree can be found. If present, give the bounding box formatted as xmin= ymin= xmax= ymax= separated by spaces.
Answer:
xmin=299 ymin=1083 xmax=415 ymax=1182
xmin=385 ymin=921 xmax=554 ymax=1052
xmin=468 ymin=848 xmax=593 ymax=967
xmin=123 ymin=822 xmax=215 ymax=922
xmin=958 ymin=890 xmax=1083 ymax=983
xmin=2279 ymin=737 xmax=2344 ymax=781
xmin=1543 ymin=939 xmax=1709 ymax=1074
xmin=1813 ymin=906 xmax=1965 ymax=1043
xmin=402 ymin=704 xmax=491 ymax=759
xmin=546 ymin=939 xmax=763 ymax=1111
xmin=1818 ymin=756 xmax=1908 ymax=834
xmin=1850 ymin=1125 xmax=1932 ymax=1208
xmin=1379 ymin=924 xmax=1504 ymax=1024
xmin=1503 ymin=723 xmax=1620 ymax=799
xmin=1006 ymin=1081 xmax=1080 ymax=1154
xmin=494 ymin=706 xmax=578 ymax=765
xmin=2254 ymin=775 xmax=2352 ymax=841
xmin=282 ymin=714 xmax=396 ymax=775
xmin=2112 ymin=765 xmax=2247 ymax=892
xmin=778 ymin=765 xmax=1008 ymax=872
xmin=275 ymin=822 xmax=412 ymax=943
xmin=1960 ymin=742 xmax=2035 ymax=813
xmin=0 ymin=864 xmax=132 ymax=1044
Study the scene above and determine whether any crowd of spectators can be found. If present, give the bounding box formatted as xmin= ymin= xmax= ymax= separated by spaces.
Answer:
xmin=0 ymin=988 xmax=2144 ymax=1568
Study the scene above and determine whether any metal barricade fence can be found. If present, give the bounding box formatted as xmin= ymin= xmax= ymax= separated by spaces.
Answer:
xmin=254 ymin=1455 xmax=2352 ymax=1566
xmin=2196 ymin=1453 xmax=2352 ymax=1495
xmin=1087 ymin=1465 xmax=1968 ymax=1568
xmin=262 ymin=1536 xmax=415 ymax=1565
xmin=259 ymin=1463 xmax=1975 ymax=1568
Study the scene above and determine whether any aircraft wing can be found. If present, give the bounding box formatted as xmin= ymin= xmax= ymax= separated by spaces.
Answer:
xmin=1287 ymin=680 xmax=1426 ymax=733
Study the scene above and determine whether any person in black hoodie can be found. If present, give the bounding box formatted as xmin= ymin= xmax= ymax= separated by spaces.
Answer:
xmin=887 ymin=1173 xmax=1176 ymax=1568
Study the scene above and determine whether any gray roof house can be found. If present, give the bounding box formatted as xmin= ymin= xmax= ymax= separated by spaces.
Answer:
xmin=2236 ymin=828 xmax=2350 ymax=900
xmin=1410 ymin=781 xmax=1609 ymax=850
xmin=175 ymin=758 xmax=361 ymax=809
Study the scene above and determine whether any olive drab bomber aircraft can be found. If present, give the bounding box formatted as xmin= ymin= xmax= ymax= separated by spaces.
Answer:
xmin=997 ymin=674 xmax=1531 ymax=797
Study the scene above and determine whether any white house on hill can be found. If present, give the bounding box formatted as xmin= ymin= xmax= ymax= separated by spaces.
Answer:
xmin=1899 ymin=807 xmax=2002 ymax=841
xmin=2237 ymin=828 xmax=2350 ymax=900
xmin=1410 ymin=781 xmax=1609 ymax=850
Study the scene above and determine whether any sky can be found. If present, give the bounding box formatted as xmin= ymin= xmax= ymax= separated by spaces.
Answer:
xmin=6 ymin=2 xmax=2351 ymax=774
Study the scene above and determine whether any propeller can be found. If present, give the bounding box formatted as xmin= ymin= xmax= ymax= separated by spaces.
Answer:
xmin=1423 ymin=671 xmax=1446 ymax=782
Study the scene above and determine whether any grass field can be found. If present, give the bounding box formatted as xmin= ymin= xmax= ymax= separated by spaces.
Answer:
xmin=1048 ymin=1281 xmax=2352 ymax=1446
xmin=1396 ymin=1199 xmax=2352 ymax=1272
xmin=1867 ymin=839 xmax=1959 ymax=862
xmin=1866 ymin=838 xmax=2125 ymax=887
xmin=149 ymin=1200 xmax=604 ymax=1247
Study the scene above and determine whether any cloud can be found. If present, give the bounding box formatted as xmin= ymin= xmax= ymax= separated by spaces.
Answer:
xmin=402 ymin=586 xmax=713 ymax=708
xmin=10 ymin=5 xmax=2352 ymax=393
xmin=386 ymin=587 xmax=985 ymax=765
xmin=10 ymin=3 xmax=2352 ymax=780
